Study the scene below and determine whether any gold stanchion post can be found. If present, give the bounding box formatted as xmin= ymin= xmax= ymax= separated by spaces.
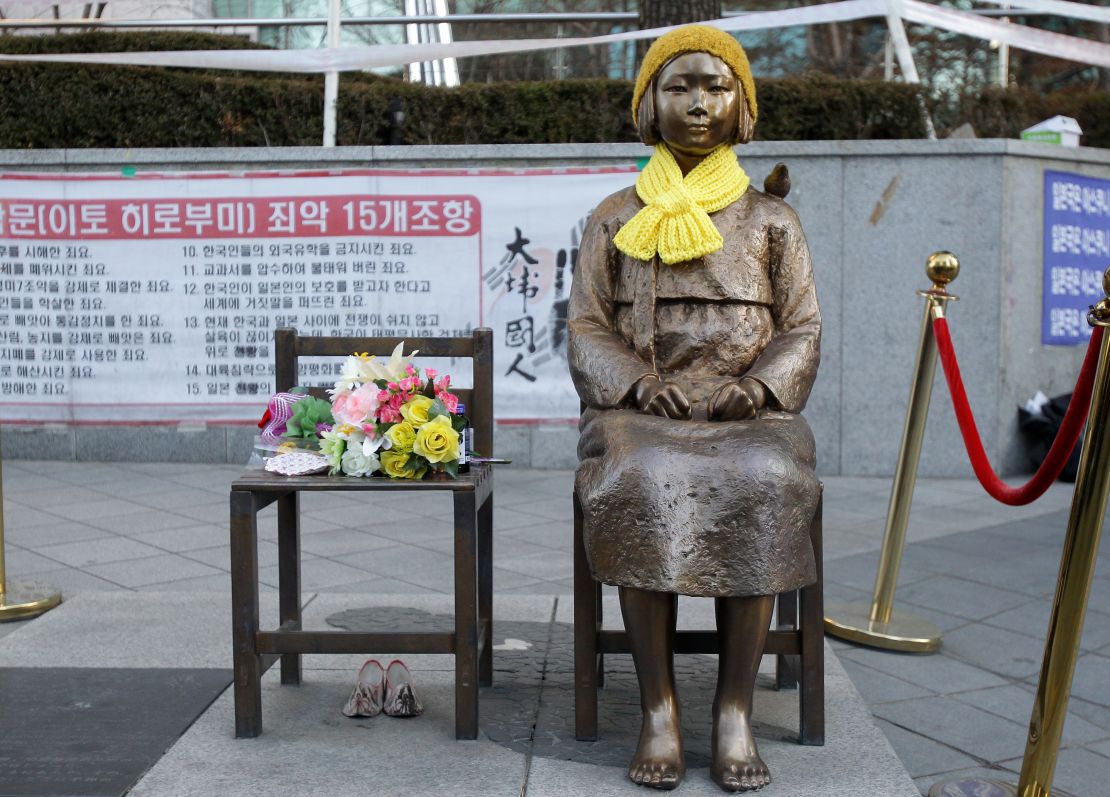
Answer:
xmin=0 ymin=434 xmax=62 ymax=621
xmin=824 ymin=252 xmax=959 ymax=653
xmin=928 ymin=267 xmax=1110 ymax=797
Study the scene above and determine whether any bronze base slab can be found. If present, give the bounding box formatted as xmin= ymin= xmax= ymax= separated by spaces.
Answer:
xmin=824 ymin=601 xmax=941 ymax=653
xmin=0 ymin=582 xmax=62 ymax=622
xmin=928 ymin=776 xmax=1079 ymax=797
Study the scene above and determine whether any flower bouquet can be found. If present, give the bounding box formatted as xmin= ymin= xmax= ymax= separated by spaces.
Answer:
xmin=256 ymin=343 xmax=472 ymax=479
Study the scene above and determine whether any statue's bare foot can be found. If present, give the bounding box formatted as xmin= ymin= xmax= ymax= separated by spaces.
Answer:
xmin=711 ymin=705 xmax=770 ymax=792
xmin=629 ymin=704 xmax=685 ymax=790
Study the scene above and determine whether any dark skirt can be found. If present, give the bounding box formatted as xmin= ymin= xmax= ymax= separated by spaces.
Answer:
xmin=575 ymin=408 xmax=820 ymax=598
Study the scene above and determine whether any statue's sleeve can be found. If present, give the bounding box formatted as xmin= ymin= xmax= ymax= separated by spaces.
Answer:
xmin=567 ymin=210 xmax=657 ymax=409
xmin=744 ymin=204 xmax=822 ymax=413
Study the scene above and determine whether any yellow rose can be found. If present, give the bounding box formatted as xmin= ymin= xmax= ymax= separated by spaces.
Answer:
xmin=413 ymin=414 xmax=460 ymax=464
xmin=385 ymin=420 xmax=416 ymax=453
xmin=399 ymin=395 xmax=435 ymax=427
xmin=380 ymin=449 xmax=427 ymax=480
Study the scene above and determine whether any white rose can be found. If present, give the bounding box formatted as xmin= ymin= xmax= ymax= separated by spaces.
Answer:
xmin=341 ymin=446 xmax=380 ymax=477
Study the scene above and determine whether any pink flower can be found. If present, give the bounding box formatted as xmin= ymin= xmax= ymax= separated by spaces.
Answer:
xmin=425 ymin=368 xmax=438 ymax=380
xmin=333 ymin=383 xmax=380 ymax=426
xmin=438 ymin=391 xmax=459 ymax=414
xmin=379 ymin=405 xmax=402 ymax=424
xmin=406 ymin=364 xmax=417 ymax=376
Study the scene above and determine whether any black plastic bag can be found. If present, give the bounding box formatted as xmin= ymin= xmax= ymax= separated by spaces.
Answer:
xmin=1017 ymin=393 xmax=1081 ymax=483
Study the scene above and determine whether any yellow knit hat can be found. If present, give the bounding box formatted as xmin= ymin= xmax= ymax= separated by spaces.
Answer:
xmin=631 ymin=25 xmax=757 ymax=127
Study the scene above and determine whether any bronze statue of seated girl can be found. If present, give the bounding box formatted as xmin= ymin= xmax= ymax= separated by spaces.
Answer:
xmin=568 ymin=25 xmax=821 ymax=793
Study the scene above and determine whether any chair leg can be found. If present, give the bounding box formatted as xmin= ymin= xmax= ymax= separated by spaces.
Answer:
xmin=231 ymin=490 xmax=263 ymax=738
xmin=799 ymin=494 xmax=825 ymax=746
xmin=454 ymin=490 xmax=480 ymax=740
xmin=776 ymin=589 xmax=799 ymax=690
xmin=277 ymin=491 xmax=302 ymax=686
xmin=573 ymin=489 xmax=599 ymax=741
xmin=595 ymin=579 xmax=605 ymax=689
xmin=478 ymin=490 xmax=494 ymax=688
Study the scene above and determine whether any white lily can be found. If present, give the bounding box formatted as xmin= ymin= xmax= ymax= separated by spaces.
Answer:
xmin=361 ymin=342 xmax=418 ymax=383
xmin=361 ymin=433 xmax=391 ymax=456
xmin=333 ymin=355 xmax=366 ymax=394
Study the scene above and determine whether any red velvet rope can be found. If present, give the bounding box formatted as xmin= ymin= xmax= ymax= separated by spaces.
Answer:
xmin=933 ymin=316 xmax=1103 ymax=506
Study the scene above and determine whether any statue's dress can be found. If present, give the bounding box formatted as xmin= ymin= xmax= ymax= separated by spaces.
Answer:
xmin=568 ymin=184 xmax=822 ymax=598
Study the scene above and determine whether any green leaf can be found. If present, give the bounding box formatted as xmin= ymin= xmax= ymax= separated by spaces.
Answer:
xmin=443 ymin=460 xmax=459 ymax=479
xmin=290 ymin=386 xmax=308 ymax=395
xmin=450 ymin=415 xmax=466 ymax=433
xmin=374 ymin=379 xmax=389 ymax=390
xmin=429 ymin=399 xmax=448 ymax=419
xmin=422 ymin=377 xmax=436 ymax=398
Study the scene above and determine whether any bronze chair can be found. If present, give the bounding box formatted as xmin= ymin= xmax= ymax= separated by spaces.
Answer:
xmin=230 ymin=327 xmax=494 ymax=740
xmin=572 ymin=486 xmax=825 ymax=745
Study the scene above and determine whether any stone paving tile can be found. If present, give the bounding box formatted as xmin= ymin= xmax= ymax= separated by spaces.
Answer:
xmin=42 ymin=498 xmax=152 ymax=523
xmin=132 ymin=572 xmax=250 ymax=593
xmin=895 ymin=575 xmax=1033 ymax=622
xmin=496 ymin=550 xmax=576 ymax=583
xmin=837 ymin=657 xmax=933 ymax=704
xmin=824 ymin=552 xmax=933 ymax=593
xmin=6 ymin=485 xmax=112 ymax=507
xmin=490 ymin=505 xmax=563 ymax=532
xmin=298 ymin=528 xmax=401 ymax=557
xmin=873 ymin=717 xmax=981 ymax=779
xmin=952 ymin=683 xmax=1109 ymax=747
xmin=129 ymin=523 xmax=230 ymax=553
xmin=338 ymin=543 xmax=455 ymax=578
xmin=1087 ymin=738 xmax=1110 ymax=758
xmin=496 ymin=579 xmax=574 ymax=595
xmin=393 ymin=565 xmax=544 ymax=595
xmin=1070 ymin=653 xmax=1110 ymax=709
xmin=3 ymin=505 xmax=72 ymax=528
xmin=257 ymin=557 xmax=379 ymax=591
xmin=2 ymin=545 xmax=79 ymax=576
xmin=1041 ymin=747 xmax=1110 ymax=797
xmin=125 ymin=487 xmax=229 ymax=511
xmin=502 ymin=496 xmax=574 ymax=522
xmin=85 ymin=509 xmax=203 ymax=536
xmin=21 ymin=565 xmax=130 ymax=592
xmin=83 ymin=553 xmax=225 ymax=589
xmin=184 ymin=539 xmax=311 ymax=571
xmin=32 ymin=535 xmax=168 ymax=568
xmin=872 ymin=695 xmax=1027 ymax=764
xmin=496 ymin=520 xmax=571 ymax=550
xmin=1066 ymin=696 xmax=1110 ymax=736
xmin=167 ymin=502 xmax=237 ymax=525
xmin=838 ymin=646 xmax=1008 ymax=695
xmin=314 ymin=576 xmax=438 ymax=594
xmin=941 ymin=622 xmax=1046 ymax=680
xmin=988 ymin=602 xmax=1110 ymax=655
xmin=2 ymin=519 xmax=116 ymax=549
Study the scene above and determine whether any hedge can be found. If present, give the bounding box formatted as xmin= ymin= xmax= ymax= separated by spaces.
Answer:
xmin=0 ymin=32 xmax=1105 ymax=148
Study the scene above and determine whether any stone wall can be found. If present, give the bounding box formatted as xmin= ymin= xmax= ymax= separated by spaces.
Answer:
xmin=2 ymin=140 xmax=1109 ymax=475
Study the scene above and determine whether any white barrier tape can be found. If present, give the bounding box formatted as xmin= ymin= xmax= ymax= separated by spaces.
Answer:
xmin=0 ymin=0 xmax=1105 ymax=72
xmin=903 ymin=0 xmax=1110 ymax=69
xmin=0 ymin=0 xmax=887 ymax=72
xmin=974 ymin=0 xmax=1110 ymax=25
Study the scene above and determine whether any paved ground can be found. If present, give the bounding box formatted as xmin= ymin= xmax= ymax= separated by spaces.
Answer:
xmin=1 ymin=460 xmax=1108 ymax=795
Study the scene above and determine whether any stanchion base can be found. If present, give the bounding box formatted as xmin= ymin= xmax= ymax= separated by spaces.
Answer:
xmin=0 ymin=582 xmax=62 ymax=622
xmin=824 ymin=601 xmax=941 ymax=653
xmin=927 ymin=777 xmax=1078 ymax=797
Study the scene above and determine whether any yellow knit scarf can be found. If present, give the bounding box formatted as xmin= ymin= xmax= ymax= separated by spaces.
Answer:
xmin=614 ymin=144 xmax=750 ymax=265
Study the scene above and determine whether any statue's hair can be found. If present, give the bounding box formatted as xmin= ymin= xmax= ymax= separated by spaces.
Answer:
xmin=636 ymin=67 xmax=755 ymax=147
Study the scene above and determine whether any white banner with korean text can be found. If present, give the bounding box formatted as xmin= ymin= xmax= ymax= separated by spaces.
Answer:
xmin=0 ymin=166 xmax=638 ymax=426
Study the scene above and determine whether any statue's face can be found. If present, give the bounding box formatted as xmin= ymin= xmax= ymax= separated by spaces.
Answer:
xmin=654 ymin=52 xmax=739 ymax=157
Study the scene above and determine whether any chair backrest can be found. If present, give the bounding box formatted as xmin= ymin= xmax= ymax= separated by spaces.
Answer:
xmin=274 ymin=328 xmax=494 ymax=459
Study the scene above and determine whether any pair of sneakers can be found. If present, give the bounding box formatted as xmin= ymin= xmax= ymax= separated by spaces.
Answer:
xmin=342 ymin=659 xmax=423 ymax=719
